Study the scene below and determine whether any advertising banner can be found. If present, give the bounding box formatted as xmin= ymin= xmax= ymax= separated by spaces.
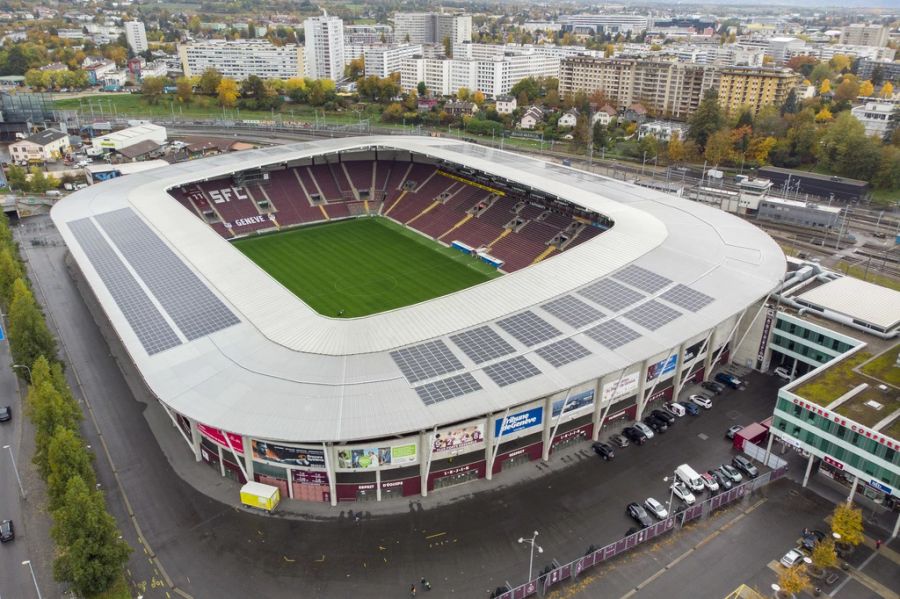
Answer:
xmin=292 ymin=469 xmax=329 ymax=485
xmin=646 ymin=355 xmax=677 ymax=381
xmin=197 ymin=423 xmax=244 ymax=453
xmin=552 ymin=389 xmax=595 ymax=419
xmin=431 ymin=423 xmax=485 ymax=455
xmin=601 ymin=371 xmax=640 ymax=403
xmin=336 ymin=442 xmax=418 ymax=469
xmin=251 ymin=440 xmax=325 ymax=469
xmin=495 ymin=406 xmax=543 ymax=437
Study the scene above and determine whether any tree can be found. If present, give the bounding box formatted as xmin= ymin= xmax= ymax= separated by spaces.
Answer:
xmin=0 ymin=248 xmax=23 ymax=309
xmin=704 ymin=128 xmax=734 ymax=165
xmin=25 ymin=68 xmax=44 ymax=89
xmin=811 ymin=538 xmax=838 ymax=575
xmin=510 ymin=77 xmax=540 ymax=104
xmin=833 ymin=78 xmax=860 ymax=103
xmin=28 ymin=167 xmax=59 ymax=193
xmin=8 ymin=279 xmax=57 ymax=372
xmin=380 ymin=102 xmax=405 ymax=123
xmin=747 ymin=136 xmax=777 ymax=165
xmin=829 ymin=54 xmax=851 ymax=73
xmin=781 ymin=89 xmax=799 ymax=115
xmin=574 ymin=115 xmax=591 ymax=147
xmin=6 ymin=164 xmax=29 ymax=192
xmin=809 ymin=63 xmax=833 ymax=84
xmin=593 ymin=122 xmax=609 ymax=151
xmin=344 ymin=56 xmax=364 ymax=81
xmin=217 ymin=77 xmax=239 ymax=107
xmin=819 ymin=79 xmax=831 ymax=95
xmin=830 ymin=502 xmax=864 ymax=548
xmin=815 ymin=107 xmax=833 ymax=122
xmin=666 ymin=132 xmax=686 ymax=163
xmin=198 ymin=68 xmax=222 ymax=95
xmin=417 ymin=81 xmax=427 ymax=97
xmin=457 ymin=87 xmax=470 ymax=101
xmin=141 ymin=76 xmax=166 ymax=105
xmin=873 ymin=146 xmax=900 ymax=190
xmin=688 ymin=89 xmax=724 ymax=151
xmin=879 ymin=82 xmax=894 ymax=98
xmin=46 ymin=426 xmax=96 ymax=508
xmin=175 ymin=76 xmax=192 ymax=103
xmin=472 ymin=90 xmax=485 ymax=107
xmin=51 ymin=476 xmax=131 ymax=596
xmin=283 ymin=77 xmax=306 ymax=103
xmin=777 ymin=564 xmax=811 ymax=596
xmin=735 ymin=109 xmax=754 ymax=129
xmin=859 ymin=80 xmax=874 ymax=97
xmin=443 ymin=36 xmax=453 ymax=58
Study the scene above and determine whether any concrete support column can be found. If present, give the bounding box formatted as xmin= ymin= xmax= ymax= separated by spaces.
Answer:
xmin=189 ymin=418 xmax=201 ymax=462
xmin=802 ymin=453 xmax=815 ymax=487
xmin=671 ymin=342 xmax=686 ymax=398
xmin=847 ymin=476 xmax=859 ymax=503
xmin=375 ymin=469 xmax=382 ymax=502
xmin=703 ymin=327 xmax=718 ymax=381
xmin=241 ymin=435 xmax=255 ymax=482
xmin=419 ymin=431 xmax=430 ymax=498
xmin=590 ymin=378 xmax=603 ymax=442
xmin=892 ymin=511 xmax=900 ymax=540
xmin=541 ymin=394 xmax=554 ymax=462
xmin=763 ymin=433 xmax=775 ymax=469
xmin=325 ymin=443 xmax=338 ymax=507
xmin=485 ymin=413 xmax=495 ymax=481
xmin=634 ymin=361 xmax=650 ymax=421
xmin=217 ymin=445 xmax=225 ymax=477
xmin=286 ymin=467 xmax=295 ymax=499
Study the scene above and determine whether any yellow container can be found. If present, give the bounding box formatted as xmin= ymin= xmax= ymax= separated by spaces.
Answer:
xmin=240 ymin=482 xmax=280 ymax=512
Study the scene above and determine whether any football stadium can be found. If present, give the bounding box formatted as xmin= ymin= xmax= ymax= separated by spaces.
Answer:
xmin=51 ymin=136 xmax=785 ymax=504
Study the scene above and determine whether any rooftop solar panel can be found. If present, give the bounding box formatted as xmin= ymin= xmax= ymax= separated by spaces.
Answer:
xmin=535 ymin=338 xmax=592 ymax=367
xmin=482 ymin=355 xmax=542 ymax=387
xmin=623 ymin=300 xmax=682 ymax=331
xmin=69 ymin=218 xmax=182 ymax=355
xmin=95 ymin=209 xmax=240 ymax=341
xmin=660 ymin=284 xmax=714 ymax=312
xmin=578 ymin=279 xmax=645 ymax=312
xmin=540 ymin=295 xmax=604 ymax=328
xmin=390 ymin=339 xmax=464 ymax=384
xmin=612 ymin=264 xmax=672 ymax=293
xmin=496 ymin=311 xmax=561 ymax=347
xmin=584 ymin=319 xmax=641 ymax=350
xmin=414 ymin=372 xmax=482 ymax=405
xmin=450 ymin=326 xmax=515 ymax=364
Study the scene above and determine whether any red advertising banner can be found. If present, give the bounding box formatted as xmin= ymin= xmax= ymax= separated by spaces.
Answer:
xmin=197 ymin=423 xmax=244 ymax=453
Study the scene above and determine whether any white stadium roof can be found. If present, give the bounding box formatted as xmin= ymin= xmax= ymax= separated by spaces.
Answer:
xmin=51 ymin=136 xmax=786 ymax=443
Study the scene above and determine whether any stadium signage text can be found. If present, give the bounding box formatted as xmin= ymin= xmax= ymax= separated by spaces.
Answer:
xmin=233 ymin=215 xmax=267 ymax=228
xmin=495 ymin=407 xmax=543 ymax=437
xmin=790 ymin=397 xmax=897 ymax=450
xmin=209 ymin=187 xmax=250 ymax=204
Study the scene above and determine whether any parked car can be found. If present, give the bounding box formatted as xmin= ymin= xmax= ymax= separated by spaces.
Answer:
xmin=774 ymin=366 xmax=792 ymax=381
xmin=609 ymin=434 xmax=629 ymax=448
xmin=732 ymin=455 xmax=759 ymax=479
xmin=780 ymin=548 xmax=804 ymax=568
xmin=633 ymin=422 xmax=655 ymax=440
xmin=700 ymin=472 xmax=719 ymax=492
xmin=800 ymin=530 xmax=826 ymax=551
xmin=592 ymin=442 xmax=615 ymax=461
xmin=644 ymin=497 xmax=668 ymax=520
xmin=719 ymin=464 xmax=743 ymax=483
xmin=0 ymin=406 xmax=10 ymax=422
xmin=651 ymin=409 xmax=675 ymax=425
xmin=689 ymin=394 xmax=713 ymax=409
xmin=627 ymin=502 xmax=654 ymax=528
xmin=664 ymin=402 xmax=685 ymax=417
xmin=678 ymin=401 xmax=700 ymax=416
xmin=670 ymin=481 xmax=696 ymax=506
xmin=726 ymin=425 xmax=743 ymax=440
xmin=623 ymin=426 xmax=647 ymax=445
xmin=701 ymin=380 xmax=724 ymax=394
xmin=644 ymin=415 xmax=667 ymax=434
xmin=714 ymin=372 xmax=742 ymax=389
xmin=0 ymin=520 xmax=13 ymax=542
xmin=711 ymin=469 xmax=732 ymax=490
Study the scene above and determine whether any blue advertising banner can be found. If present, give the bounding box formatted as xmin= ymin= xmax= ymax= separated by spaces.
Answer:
xmin=495 ymin=407 xmax=543 ymax=437
xmin=646 ymin=355 xmax=677 ymax=381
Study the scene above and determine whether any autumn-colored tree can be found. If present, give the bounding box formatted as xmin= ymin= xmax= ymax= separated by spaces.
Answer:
xmin=819 ymin=79 xmax=831 ymax=95
xmin=216 ymin=77 xmax=239 ymax=107
xmin=859 ymin=80 xmax=874 ymax=97
xmin=777 ymin=564 xmax=811 ymax=596
xmin=879 ymin=82 xmax=894 ymax=98
xmin=198 ymin=68 xmax=222 ymax=95
xmin=666 ymin=132 xmax=686 ymax=163
xmin=704 ymin=128 xmax=735 ymax=165
xmin=747 ymin=136 xmax=777 ymax=165
xmin=829 ymin=54 xmax=851 ymax=73
xmin=833 ymin=78 xmax=860 ymax=103
xmin=472 ymin=90 xmax=485 ymax=106
xmin=830 ymin=503 xmax=864 ymax=547
xmin=344 ymin=56 xmax=364 ymax=80
xmin=811 ymin=538 xmax=838 ymax=575
xmin=457 ymin=87 xmax=470 ymax=101
xmin=815 ymin=107 xmax=833 ymax=122
xmin=175 ymin=76 xmax=192 ymax=103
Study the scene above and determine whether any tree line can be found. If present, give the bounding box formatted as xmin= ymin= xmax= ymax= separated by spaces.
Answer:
xmin=0 ymin=213 xmax=130 ymax=597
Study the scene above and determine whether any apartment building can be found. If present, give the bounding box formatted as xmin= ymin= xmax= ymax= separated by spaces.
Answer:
xmin=362 ymin=44 xmax=424 ymax=78
xmin=393 ymin=12 xmax=472 ymax=45
xmin=304 ymin=15 xmax=345 ymax=81
xmin=850 ymin=102 xmax=898 ymax=140
xmin=558 ymin=14 xmax=651 ymax=35
xmin=839 ymin=24 xmax=889 ymax=47
xmin=717 ymin=66 xmax=799 ymax=116
xmin=124 ymin=21 xmax=148 ymax=54
xmin=558 ymin=56 xmax=719 ymax=119
xmin=179 ymin=40 xmax=304 ymax=80
xmin=344 ymin=24 xmax=393 ymax=45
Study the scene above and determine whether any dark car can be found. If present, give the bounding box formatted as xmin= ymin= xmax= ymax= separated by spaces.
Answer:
xmin=732 ymin=455 xmax=759 ymax=478
xmin=0 ymin=520 xmax=13 ymax=542
xmin=701 ymin=380 xmax=725 ymax=394
xmin=609 ymin=434 xmax=629 ymax=448
xmin=711 ymin=469 xmax=732 ymax=490
xmin=644 ymin=415 xmax=667 ymax=433
xmin=592 ymin=442 xmax=615 ymax=461
xmin=801 ymin=529 xmax=826 ymax=551
xmin=0 ymin=406 xmax=10 ymax=422
xmin=651 ymin=409 xmax=675 ymax=425
xmin=623 ymin=426 xmax=647 ymax=445
xmin=678 ymin=401 xmax=701 ymax=416
xmin=627 ymin=502 xmax=654 ymax=528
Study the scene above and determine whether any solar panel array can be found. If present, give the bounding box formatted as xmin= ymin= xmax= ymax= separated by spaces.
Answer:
xmin=415 ymin=373 xmax=482 ymax=405
xmin=612 ymin=265 xmax=672 ymax=293
xmin=623 ymin=300 xmax=682 ymax=331
xmin=661 ymin=284 xmax=714 ymax=312
xmin=578 ymin=279 xmax=645 ymax=312
xmin=496 ymin=311 xmax=561 ymax=347
xmin=482 ymin=356 xmax=542 ymax=387
xmin=390 ymin=339 xmax=464 ymax=383
xmin=585 ymin=319 xmax=642 ymax=350
xmin=450 ymin=326 xmax=515 ymax=364
xmin=69 ymin=219 xmax=182 ymax=355
xmin=535 ymin=338 xmax=592 ymax=367
xmin=95 ymin=209 xmax=240 ymax=341
xmin=541 ymin=295 xmax=604 ymax=328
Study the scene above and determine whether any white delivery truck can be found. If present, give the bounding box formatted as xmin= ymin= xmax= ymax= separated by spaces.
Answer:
xmin=675 ymin=463 xmax=705 ymax=493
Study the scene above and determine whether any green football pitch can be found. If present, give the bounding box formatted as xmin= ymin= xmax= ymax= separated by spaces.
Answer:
xmin=232 ymin=217 xmax=501 ymax=317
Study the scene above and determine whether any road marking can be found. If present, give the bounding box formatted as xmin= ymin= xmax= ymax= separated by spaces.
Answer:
xmin=425 ymin=532 xmax=446 ymax=539
xmin=283 ymin=556 xmax=295 ymax=563
xmin=314 ymin=555 xmax=325 ymax=562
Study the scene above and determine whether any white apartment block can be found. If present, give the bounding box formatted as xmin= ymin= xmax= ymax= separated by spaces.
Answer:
xmin=558 ymin=14 xmax=651 ymax=35
xmin=304 ymin=15 xmax=345 ymax=81
xmin=179 ymin=40 xmax=304 ymax=80
xmin=790 ymin=44 xmax=896 ymax=63
xmin=839 ymin=24 xmax=888 ymax=47
xmin=344 ymin=24 xmax=393 ymax=45
xmin=124 ymin=21 xmax=148 ymax=54
xmin=362 ymin=44 xmax=424 ymax=78
xmin=393 ymin=12 xmax=471 ymax=45
xmin=850 ymin=102 xmax=897 ymax=139
xmin=767 ymin=37 xmax=806 ymax=64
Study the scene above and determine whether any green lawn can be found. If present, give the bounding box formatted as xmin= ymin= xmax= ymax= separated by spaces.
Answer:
xmin=233 ymin=217 xmax=500 ymax=317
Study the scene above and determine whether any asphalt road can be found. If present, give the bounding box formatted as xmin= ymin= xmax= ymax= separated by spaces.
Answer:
xmin=18 ymin=212 xmax=789 ymax=599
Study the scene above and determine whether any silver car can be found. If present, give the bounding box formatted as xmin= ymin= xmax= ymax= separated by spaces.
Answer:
xmin=633 ymin=422 xmax=655 ymax=439
xmin=644 ymin=497 xmax=668 ymax=519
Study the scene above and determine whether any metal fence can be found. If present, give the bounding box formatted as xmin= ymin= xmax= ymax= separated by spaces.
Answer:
xmin=496 ymin=464 xmax=789 ymax=599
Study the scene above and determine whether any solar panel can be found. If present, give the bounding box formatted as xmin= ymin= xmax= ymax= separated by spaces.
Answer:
xmin=661 ymin=284 xmax=714 ymax=312
xmin=390 ymin=339 xmax=464 ymax=384
xmin=584 ymin=320 xmax=641 ymax=350
xmin=623 ymin=300 xmax=682 ymax=331
xmin=612 ymin=265 xmax=672 ymax=293
xmin=450 ymin=326 xmax=515 ymax=364
xmin=578 ymin=279 xmax=645 ymax=312
xmin=95 ymin=209 xmax=240 ymax=341
xmin=69 ymin=219 xmax=182 ymax=355
xmin=540 ymin=295 xmax=604 ymax=328
xmin=496 ymin=311 xmax=561 ymax=347
xmin=415 ymin=373 xmax=482 ymax=406
xmin=482 ymin=356 xmax=542 ymax=387
xmin=535 ymin=338 xmax=592 ymax=367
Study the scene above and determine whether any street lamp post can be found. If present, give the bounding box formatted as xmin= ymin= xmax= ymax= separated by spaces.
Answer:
xmin=12 ymin=364 xmax=30 ymax=379
xmin=3 ymin=445 xmax=25 ymax=500
xmin=663 ymin=469 xmax=678 ymax=516
xmin=518 ymin=530 xmax=543 ymax=582
xmin=22 ymin=560 xmax=42 ymax=599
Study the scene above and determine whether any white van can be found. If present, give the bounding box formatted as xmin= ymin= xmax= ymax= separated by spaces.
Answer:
xmin=664 ymin=402 xmax=685 ymax=417
xmin=675 ymin=463 xmax=705 ymax=493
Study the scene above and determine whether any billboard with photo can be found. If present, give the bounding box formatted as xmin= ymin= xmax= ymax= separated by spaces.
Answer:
xmin=551 ymin=388 xmax=595 ymax=419
xmin=336 ymin=443 xmax=418 ymax=469
xmin=430 ymin=423 xmax=485 ymax=455
xmin=251 ymin=440 xmax=326 ymax=469
xmin=601 ymin=371 xmax=640 ymax=403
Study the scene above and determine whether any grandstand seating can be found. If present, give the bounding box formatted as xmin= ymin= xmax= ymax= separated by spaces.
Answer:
xmin=490 ymin=232 xmax=547 ymax=272
xmin=373 ymin=161 xmax=390 ymax=193
xmin=328 ymin=162 xmax=354 ymax=199
xmin=565 ymin=223 xmax=605 ymax=249
xmin=193 ymin=181 xmax=273 ymax=234
xmin=264 ymin=169 xmax=324 ymax=226
xmin=344 ymin=161 xmax=373 ymax=196
xmin=308 ymin=164 xmax=342 ymax=201
xmin=519 ymin=220 xmax=563 ymax=245
xmin=296 ymin=167 xmax=322 ymax=202
xmin=477 ymin=195 xmax=519 ymax=228
xmin=517 ymin=203 xmax=545 ymax=220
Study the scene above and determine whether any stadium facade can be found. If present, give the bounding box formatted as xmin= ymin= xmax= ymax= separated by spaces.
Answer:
xmin=51 ymin=137 xmax=785 ymax=505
